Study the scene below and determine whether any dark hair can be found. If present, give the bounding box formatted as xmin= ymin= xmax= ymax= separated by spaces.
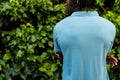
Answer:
xmin=69 ymin=0 xmax=96 ymax=10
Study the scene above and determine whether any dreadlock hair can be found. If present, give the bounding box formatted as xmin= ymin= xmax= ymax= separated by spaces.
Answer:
xmin=69 ymin=0 xmax=96 ymax=10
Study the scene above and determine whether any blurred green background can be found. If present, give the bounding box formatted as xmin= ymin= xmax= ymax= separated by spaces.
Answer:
xmin=0 ymin=0 xmax=120 ymax=80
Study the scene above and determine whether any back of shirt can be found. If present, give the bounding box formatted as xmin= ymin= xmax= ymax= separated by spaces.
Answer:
xmin=53 ymin=11 xmax=116 ymax=80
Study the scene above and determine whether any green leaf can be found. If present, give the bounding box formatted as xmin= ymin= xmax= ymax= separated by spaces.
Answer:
xmin=0 ymin=65 xmax=2 ymax=71
xmin=0 ymin=60 xmax=5 ymax=67
xmin=14 ymin=64 xmax=21 ymax=73
xmin=3 ymin=53 xmax=11 ymax=61
xmin=117 ymin=53 xmax=120 ymax=60
xmin=30 ymin=8 xmax=36 ymax=14
xmin=1 ymin=3 xmax=12 ymax=12
xmin=27 ymin=55 xmax=37 ymax=62
xmin=19 ymin=8 xmax=24 ymax=13
xmin=106 ymin=64 xmax=111 ymax=71
xmin=16 ymin=50 xmax=24 ymax=58
xmin=41 ymin=31 xmax=46 ymax=36
xmin=39 ymin=67 xmax=46 ymax=72
xmin=0 ymin=75 xmax=3 ymax=80
xmin=117 ymin=47 xmax=120 ymax=54
xmin=31 ymin=35 xmax=37 ymax=42
xmin=48 ymin=41 xmax=53 ymax=48
xmin=38 ymin=43 xmax=45 ymax=48
xmin=21 ymin=61 xmax=25 ymax=67
xmin=46 ymin=71 xmax=53 ymax=76
xmin=17 ymin=31 xmax=23 ymax=37
xmin=41 ymin=52 xmax=47 ymax=58
xmin=51 ymin=64 xmax=57 ymax=72
xmin=27 ymin=44 xmax=35 ymax=54
xmin=37 ymin=52 xmax=47 ymax=63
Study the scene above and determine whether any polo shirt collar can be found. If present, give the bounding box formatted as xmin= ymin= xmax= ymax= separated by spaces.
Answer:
xmin=71 ymin=11 xmax=99 ymax=16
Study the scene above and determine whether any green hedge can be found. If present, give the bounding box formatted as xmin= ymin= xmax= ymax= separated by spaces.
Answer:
xmin=0 ymin=0 xmax=65 ymax=80
xmin=0 ymin=0 xmax=120 ymax=80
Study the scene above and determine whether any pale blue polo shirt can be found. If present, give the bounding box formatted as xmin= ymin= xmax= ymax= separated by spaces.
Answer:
xmin=53 ymin=11 xmax=116 ymax=80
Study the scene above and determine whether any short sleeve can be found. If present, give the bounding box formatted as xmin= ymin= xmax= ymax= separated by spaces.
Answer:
xmin=53 ymin=27 xmax=61 ymax=52
xmin=107 ymin=26 xmax=116 ymax=53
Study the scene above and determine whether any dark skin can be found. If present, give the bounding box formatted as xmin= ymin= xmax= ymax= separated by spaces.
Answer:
xmin=106 ymin=54 xmax=118 ymax=67
xmin=54 ymin=0 xmax=118 ymax=67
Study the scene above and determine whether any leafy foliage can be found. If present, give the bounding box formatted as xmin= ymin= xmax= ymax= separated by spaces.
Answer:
xmin=0 ymin=0 xmax=65 ymax=80
xmin=0 ymin=0 xmax=120 ymax=80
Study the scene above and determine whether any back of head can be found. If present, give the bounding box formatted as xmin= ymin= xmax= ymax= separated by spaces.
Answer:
xmin=66 ymin=0 xmax=96 ymax=16
xmin=70 ymin=0 xmax=96 ymax=10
